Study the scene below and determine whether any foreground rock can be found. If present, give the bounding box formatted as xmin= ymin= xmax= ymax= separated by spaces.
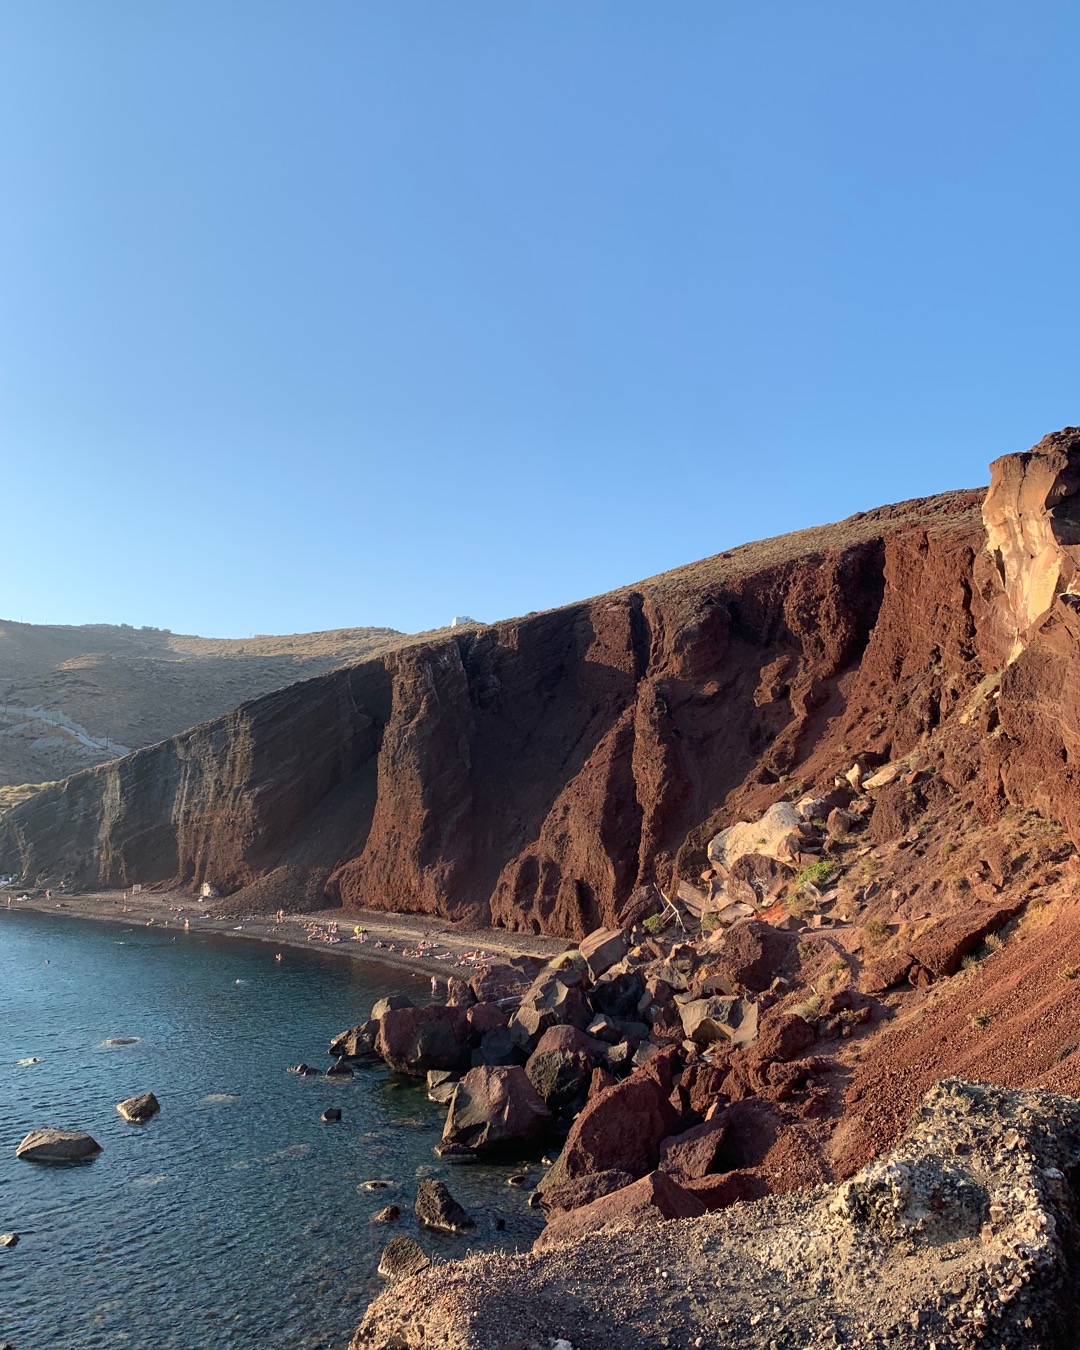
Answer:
xmin=377 ymin=1236 xmax=430 ymax=1282
xmin=534 ymin=1170 xmax=706 ymax=1250
xmin=376 ymin=1006 xmax=470 ymax=1076
xmin=440 ymin=1065 xmax=550 ymax=1156
xmin=414 ymin=1180 xmax=474 ymax=1235
xmin=537 ymin=1052 xmax=679 ymax=1198
xmin=352 ymin=1079 xmax=1080 ymax=1349
xmin=16 ymin=1129 xmax=102 ymax=1162
xmin=115 ymin=1093 xmax=160 ymax=1123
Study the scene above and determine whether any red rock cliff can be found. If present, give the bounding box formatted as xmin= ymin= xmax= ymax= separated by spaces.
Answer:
xmin=4 ymin=430 xmax=1079 ymax=938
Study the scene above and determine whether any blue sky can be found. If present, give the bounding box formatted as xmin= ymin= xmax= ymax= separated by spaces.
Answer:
xmin=1 ymin=3 xmax=1077 ymax=637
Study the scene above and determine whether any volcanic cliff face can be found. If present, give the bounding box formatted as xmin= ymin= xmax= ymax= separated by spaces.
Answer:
xmin=3 ymin=430 xmax=1080 ymax=940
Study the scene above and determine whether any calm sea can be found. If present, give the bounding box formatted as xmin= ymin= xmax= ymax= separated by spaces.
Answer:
xmin=0 ymin=909 xmax=543 ymax=1349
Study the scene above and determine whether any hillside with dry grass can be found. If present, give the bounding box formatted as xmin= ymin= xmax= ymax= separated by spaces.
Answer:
xmin=0 ymin=618 xmax=413 ymax=789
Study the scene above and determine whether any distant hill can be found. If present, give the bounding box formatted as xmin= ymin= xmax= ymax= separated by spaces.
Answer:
xmin=0 ymin=619 xmax=410 ymax=788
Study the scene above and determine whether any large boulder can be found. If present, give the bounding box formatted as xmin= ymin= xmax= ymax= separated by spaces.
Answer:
xmin=329 ymin=1020 xmax=378 ymax=1058
xmin=534 ymin=1170 xmax=706 ymax=1250
xmin=469 ymin=957 xmax=546 ymax=1004
xmin=377 ymin=1236 xmax=430 ymax=1282
xmin=709 ymin=920 xmax=797 ymax=993
xmin=658 ymin=1118 xmax=728 ymax=1182
xmin=16 ymin=1129 xmax=102 ymax=1162
xmin=115 ymin=1093 xmax=160 ymax=1123
xmin=371 ymin=994 xmax=415 ymax=1022
xmin=375 ymin=1005 xmax=470 ymax=1076
xmin=525 ymin=1025 xmax=605 ymax=1113
xmin=751 ymin=1010 xmax=817 ymax=1065
xmin=578 ymin=928 xmax=629 ymax=980
xmin=906 ymin=902 xmax=1023 ymax=979
xmin=414 ymin=1180 xmax=474 ymax=1235
xmin=440 ymin=1065 xmax=551 ymax=1155
xmin=537 ymin=1058 xmax=680 ymax=1196
xmin=508 ymin=972 xmax=591 ymax=1048
xmin=707 ymin=802 xmax=806 ymax=873
xmin=678 ymin=996 xmax=745 ymax=1047
xmin=725 ymin=853 xmax=788 ymax=908
xmin=473 ymin=1026 xmax=523 ymax=1067
xmin=466 ymin=1002 xmax=508 ymax=1036
xmin=536 ymin=1168 xmax=636 ymax=1216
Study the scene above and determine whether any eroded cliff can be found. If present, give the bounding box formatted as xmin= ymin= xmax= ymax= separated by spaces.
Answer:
xmin=4 ymin=429 xmax=1080 ymax=941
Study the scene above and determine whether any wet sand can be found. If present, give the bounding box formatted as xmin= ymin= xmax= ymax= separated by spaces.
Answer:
xmin=1 ymin=888 xmax=571 ymax=980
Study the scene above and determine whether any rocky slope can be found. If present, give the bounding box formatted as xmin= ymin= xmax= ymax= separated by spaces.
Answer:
xmin=0 ymin=618 xmax=407 ymax=788
xmin=353 ymin=1078 xmax=1080 ymax=1350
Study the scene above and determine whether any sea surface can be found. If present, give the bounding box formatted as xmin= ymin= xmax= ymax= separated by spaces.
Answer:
xmin=0 ymin=909 xmax=544 ymax=1349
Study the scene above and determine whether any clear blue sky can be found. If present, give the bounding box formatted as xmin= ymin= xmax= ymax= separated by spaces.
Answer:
xmin=1 ymin=3 xmax=1077 ymax=637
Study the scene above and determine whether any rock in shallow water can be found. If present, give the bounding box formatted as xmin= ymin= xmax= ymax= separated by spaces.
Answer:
xmin=16 ymin=1129 xmax=103 ymax=1163
xmin=377 ymin=1235 xmax=430 ymax=1282
xmin=116 ymin=1092 xmax=160 ymax=1123
xmin=415 ymin=1180 xmax=474 ymax=1234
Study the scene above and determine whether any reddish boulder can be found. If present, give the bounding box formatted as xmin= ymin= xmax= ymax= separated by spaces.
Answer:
xmin=726 ymin=853 xmax=788 ymax=908
xmin=710 ymin=920 xmax=797 ymax=993
xmin=587 ymin=1066 xmax=617 ymax=1099
xmin=858 ymin=953 xmax=913 ymax=994
xmin=682 ymin=1169 xmax=771 ymax=1210
xmin=680 ymin=1060 xmax=731 ymax=1117
xmin=537 ymin=1168 xmax=635 ymax=1215
xmin=466 ymin=1001 xmax=508 ymax=1036
xmin=906 ymin=902 xmax=1023 ymax=978
xmin=375 ymin=1005 xmax=470 ymax=1076
xmin=658 ymin=1118 xmax=728 ymax=1182
xmin=534 ymin=1170 xmax=706 ymax=1250
xmin=752 ymin=1010 xmax=817 ymax=1064
xmin=536 ymin=1059 xmax=681 ymax=1196
xmin=440 ymin=1065 xmax=550 ymax=1155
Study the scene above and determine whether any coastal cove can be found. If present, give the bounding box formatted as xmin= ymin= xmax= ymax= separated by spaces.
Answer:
xmin=0 ymin=909 xmax=547 ymax=1350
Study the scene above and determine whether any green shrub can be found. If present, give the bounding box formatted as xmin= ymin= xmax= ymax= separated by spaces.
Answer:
xmin=795 ymin=860 xmax=836 ymax=888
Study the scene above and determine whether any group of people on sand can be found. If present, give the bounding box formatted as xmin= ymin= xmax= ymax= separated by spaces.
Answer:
xmin=302 ymin=921 xmax=343 ymax=945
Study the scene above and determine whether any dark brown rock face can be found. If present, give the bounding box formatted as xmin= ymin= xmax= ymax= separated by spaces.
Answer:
xmin=537 ymin=1058 xmax=681 ymax=1195
xmin=0 ymin=492 xmax=966 ymax=935
xmin=9 ymin=430 xmax=1080 ymax=941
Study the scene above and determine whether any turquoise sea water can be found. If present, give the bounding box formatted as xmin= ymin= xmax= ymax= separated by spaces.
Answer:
xmin=0 ymin=910 xmax=543 ymax=1349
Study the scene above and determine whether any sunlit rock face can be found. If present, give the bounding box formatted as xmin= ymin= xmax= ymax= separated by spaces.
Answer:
xmin=982 ymin=427 xmax=1080 ymax=660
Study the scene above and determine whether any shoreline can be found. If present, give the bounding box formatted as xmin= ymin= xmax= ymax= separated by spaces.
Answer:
xmin=0 ymin=888 xmax=572 ymax=982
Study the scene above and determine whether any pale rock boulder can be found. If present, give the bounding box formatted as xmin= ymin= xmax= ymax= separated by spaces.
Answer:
xmin=16 ymin=1129 xmax=102 ymax=1162
xmin=116 ymin=1092 xmax=160 ymax=1123
xmin=707 ymin=802 xmax=803 ymax=875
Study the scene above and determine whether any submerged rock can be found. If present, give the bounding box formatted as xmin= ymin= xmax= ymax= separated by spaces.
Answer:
xmin=16 ymin=1129 xmax=102 ymax=1163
